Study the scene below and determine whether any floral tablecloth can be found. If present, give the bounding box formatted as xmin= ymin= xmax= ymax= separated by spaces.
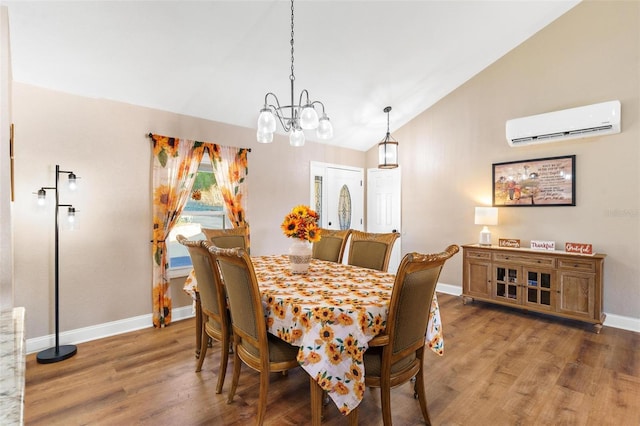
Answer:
xmin=183 ymin=254 xmax=444 ymax=415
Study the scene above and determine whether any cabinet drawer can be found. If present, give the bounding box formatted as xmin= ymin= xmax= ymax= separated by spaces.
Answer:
xmin=493 ymin=253 xmax=556 ymax=268
xmin=558 ymin=258 xmax=596 ymax=272
xmin=466 ymin=250 xmax=491 ymax=260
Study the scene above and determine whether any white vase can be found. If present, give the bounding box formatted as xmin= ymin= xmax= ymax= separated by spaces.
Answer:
xmin=288 ymin=239 xmax=312 ymax=274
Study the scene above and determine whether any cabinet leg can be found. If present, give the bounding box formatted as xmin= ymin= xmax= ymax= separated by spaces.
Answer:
xmin=462 ymin=296 xmax=473 ymax=305
xmin=593 ymin=323 xmax=603 ymax=334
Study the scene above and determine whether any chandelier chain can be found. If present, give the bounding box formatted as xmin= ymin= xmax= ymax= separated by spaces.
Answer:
xmin=290 ymin=0 xmax=295 ymax=82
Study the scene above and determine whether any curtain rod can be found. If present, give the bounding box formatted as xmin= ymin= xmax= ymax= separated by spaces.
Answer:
xmin=147 ymin=132 xmax=251 ymax=152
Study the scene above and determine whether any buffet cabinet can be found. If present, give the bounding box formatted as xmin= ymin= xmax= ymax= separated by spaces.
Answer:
xmin=462 ymin=244 xmax=606 ymax=333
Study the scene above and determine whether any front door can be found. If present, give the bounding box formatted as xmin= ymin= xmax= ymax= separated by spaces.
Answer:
xmin=310 ymin=162 xmax=364 ymax=231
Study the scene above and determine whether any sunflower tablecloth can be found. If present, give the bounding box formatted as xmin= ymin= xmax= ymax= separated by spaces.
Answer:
xmin=183 ymin=255 xmax=443 ymax=415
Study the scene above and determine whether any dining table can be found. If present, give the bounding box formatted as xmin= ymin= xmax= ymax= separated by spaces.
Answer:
xmin=183 ymin=254 xmax=444 ymax=424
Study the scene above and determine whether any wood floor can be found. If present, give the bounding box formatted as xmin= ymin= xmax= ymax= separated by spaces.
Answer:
xmin=24 ymin=293 xmax=640 ymax=425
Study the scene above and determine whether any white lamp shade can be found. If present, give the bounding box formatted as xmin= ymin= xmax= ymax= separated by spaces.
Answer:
xmin=68 ymin=173 xmax=77 ymax=191
xmin=289 ymin=128 xmax=305 ymax=147
xmin=257 ymin=108 xmax=277 ymax=133
xmin=300 ymin=106 xmax=319 ymax=129
xmin=474 ymin=207 xmax=498 ymax=225
xmin=256 ymin=130 xmax=273 ymax=144
xmin=316 ymin=115 xmax=333 ymax=139
xmin=65 ymin=207 xmax=79 ymax=231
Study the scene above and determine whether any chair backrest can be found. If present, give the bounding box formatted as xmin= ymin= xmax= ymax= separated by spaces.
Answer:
xmin=312 ymin=228 xmax=352 ymax=263
xmin=386 ymin=245 xmax=459 ymax=359
xmin=347 ymin=230 xmax=400 ymax=272
xmin=207 ymin=245 xmax=266 ymax=355
xmin=177 ymin=235 xmax=227 ymax=326
xmin=202 ymin=226 xmax=249 ymax=253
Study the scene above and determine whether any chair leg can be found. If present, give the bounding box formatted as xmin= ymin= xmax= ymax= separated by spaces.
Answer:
xmin=195 ymin=323 xmax=208 ymax=372
xmin=227 ymin=341 xmax=241 ymax=404
xmin=256 ymin=369 xmax=269 ymax=426
xmin=380 ymin=383 xmax=393 ymax=426
xmin=194 ymin=296 xmax=203 ymax=358
xmin=216 ymin=331 xmax=230 ymax=394
xmin=414 ymin=370 xmax=431 ymax=425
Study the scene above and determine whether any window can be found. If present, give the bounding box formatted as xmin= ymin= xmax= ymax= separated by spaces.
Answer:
xmin=168 ymin=152 xmax=231 ymax=277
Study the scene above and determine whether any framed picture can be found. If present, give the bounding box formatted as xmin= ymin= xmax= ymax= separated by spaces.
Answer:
xmin=492 ymin=155 xmax=575 ymax=206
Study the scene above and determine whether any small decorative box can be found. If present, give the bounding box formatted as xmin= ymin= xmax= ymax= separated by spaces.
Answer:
xmin=565 ymin=242 xmax=593 ymax=255
xmin=530 ymin=240 xmax=555 ymax=251
xmin=499 ymin=239 xmax=521 ymax=248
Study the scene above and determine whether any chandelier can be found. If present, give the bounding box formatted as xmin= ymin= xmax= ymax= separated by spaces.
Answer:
xmin=378 ymin=106 xmax=399 ymax=169
xmin=256 ymin=0 xmax=333 ymax=147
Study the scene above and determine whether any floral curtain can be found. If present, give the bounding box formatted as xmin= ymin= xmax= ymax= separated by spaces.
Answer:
xmin=150 ymin=134 xmax=249 ymax=327
xmin=207 ymin=144 xmax=250 ymax=230
xmin=151 ymin=134 xmax=205 ymax=327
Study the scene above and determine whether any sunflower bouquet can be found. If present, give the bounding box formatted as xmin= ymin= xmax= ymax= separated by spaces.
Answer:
xmin=281 ymin=205 xmax=321 ymax=243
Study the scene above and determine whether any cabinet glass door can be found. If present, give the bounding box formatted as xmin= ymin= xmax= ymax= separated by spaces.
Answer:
xmin=524 ymin=269 xmax=553 ymax=311
xmin=494 ymin=265 xmax=519 ymax=303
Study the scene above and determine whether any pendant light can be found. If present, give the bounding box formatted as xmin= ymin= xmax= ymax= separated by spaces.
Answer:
xmin=378 ymin=106 xmax=399 ymax=169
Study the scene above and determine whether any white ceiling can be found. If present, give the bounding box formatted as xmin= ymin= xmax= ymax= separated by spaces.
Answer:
xmin=3 ymin=0 xmax=580 ymax=151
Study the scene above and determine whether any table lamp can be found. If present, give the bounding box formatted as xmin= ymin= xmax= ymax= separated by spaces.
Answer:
xmin=475 ymin=207 xmax=498 ymax=246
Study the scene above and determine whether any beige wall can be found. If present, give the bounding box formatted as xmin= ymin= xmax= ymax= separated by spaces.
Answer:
xmin=10 ymin=0 xmax=639 ymax=343
xmin=11 ymin=84 xmax=363 ymax=340
xmin=367 ymin=0 xmax=639 ymax=319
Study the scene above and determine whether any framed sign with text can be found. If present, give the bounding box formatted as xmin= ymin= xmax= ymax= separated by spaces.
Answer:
xmin=492 ymin=155 xmax=575 ymax=207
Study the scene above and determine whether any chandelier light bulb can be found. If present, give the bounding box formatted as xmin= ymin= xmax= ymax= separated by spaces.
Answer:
xmin=289 ymin=128 xmax=305 ymax=147
xmin=256 ymin=129 xmax=274 ymax=144
xmin=317 ymin=114 xmax=333 ymax=140
xmin=300 ymin=106 xmax=319 ymax=130
xmin=257 ymin=108 xmax=277 ymax=133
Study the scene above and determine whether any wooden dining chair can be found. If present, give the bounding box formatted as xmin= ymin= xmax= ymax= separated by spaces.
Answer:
xmin=202 ymin=225 xmax=249 ymax=252
xmin=208 ymin=244 xmax=300 ymax=426
xmin=347 ymin=230 xmax=400 ymax=272
xmin=362 ymin=244 xmax=459 ymax=425
xmin=198 ymin=226 xmax=249 ymax=353
xmin=312 ymin=228 xmax=352 ymax=263
xmin=177 ymin=235 xmax=230 ymax=394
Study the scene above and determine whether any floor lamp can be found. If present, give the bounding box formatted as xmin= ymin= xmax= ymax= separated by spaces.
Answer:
xmin=35 ymin=164 xmax=79 ymax=364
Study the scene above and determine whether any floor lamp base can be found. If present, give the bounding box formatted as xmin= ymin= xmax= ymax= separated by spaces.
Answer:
xmin=36 ymin=344 xmax=77 ymax=364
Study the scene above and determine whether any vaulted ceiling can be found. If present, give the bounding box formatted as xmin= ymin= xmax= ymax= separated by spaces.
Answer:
xmin=4 ymin=1 xmax=580 ymax=151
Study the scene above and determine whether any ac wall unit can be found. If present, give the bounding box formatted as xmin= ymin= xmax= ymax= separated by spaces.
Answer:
xmin=506 ymin=100 xmax=621 ymax=147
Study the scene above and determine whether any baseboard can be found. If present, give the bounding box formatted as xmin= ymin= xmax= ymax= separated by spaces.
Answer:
xmin=436 ymin=282 xmax=640 ymax=333
xmin=26 ymin=305 xmax=195 ymax=355
xmin=27 ymin=284 xmax=639 ymax=354
xmin=602 ymin=313 xmax=640 ymax=333
xmin=436 ymin=282 xmax=462 ymax=297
